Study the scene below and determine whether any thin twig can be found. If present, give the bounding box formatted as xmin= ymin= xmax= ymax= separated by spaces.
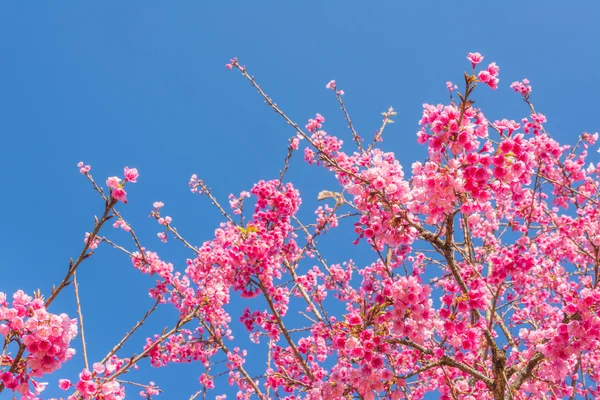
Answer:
xmin=101 ymin=299 xmax=161 ymax=364
xmin=73 ymin=271 xmax=89 ymax=370
xmin=334 ymin=89 xmax=364 ymax=152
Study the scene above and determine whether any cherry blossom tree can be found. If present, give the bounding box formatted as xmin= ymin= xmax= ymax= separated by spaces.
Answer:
xmin=2 ymin=52 xmax=600 ymax=399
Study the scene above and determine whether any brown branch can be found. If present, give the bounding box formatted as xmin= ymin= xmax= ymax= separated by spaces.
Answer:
xmin=334 ymin=89 xmax=364 ymax=152
xmin=387 ymin=340 xmax=493 ymax=387
xmin=163 ymin=223 xmax=200 ymax=254
xmin=193 ymin=180 xmax=238 ymax=226
xmin=46 ymin=198 xmax=117 ymax=308
xmin=104 ymin=309 xmax=195 ymax=383
xmin=257 ymin=284 xmax=315 ymax=381
xmin=509 ymin=352 xmax=545 ymax=392
xmin=73 ymin=271 xmax=89 ymax=370
xmin=199 ymin=319 xmax=267 ymax=399
xmin=101 ymin=299 xmax=161 ymax=364
xmin=279 ymin=137 xmax=297 ymax=184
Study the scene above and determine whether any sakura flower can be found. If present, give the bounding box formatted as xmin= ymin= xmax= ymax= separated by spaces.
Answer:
xmin=467 ymin=52 xmax=484 ymax=68
xmin=123 ymin=166 xmax=139 ymax=183
xmin=111 ymin=187 xmax=128 ymax=203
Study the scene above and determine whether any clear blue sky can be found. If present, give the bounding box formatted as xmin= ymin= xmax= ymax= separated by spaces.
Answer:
xmin=1 ymin=2 xmax=599 ymax=399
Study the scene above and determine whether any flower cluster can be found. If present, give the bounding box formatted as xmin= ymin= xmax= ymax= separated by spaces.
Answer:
xmin=511 ymin=78 xmax=532 ymax=97
xmin=477 ymin=61 xmax=500 ymax=89
xmin=0 ymin=290 xmax=77 ymax=398
xmin=58 ymin=358 xmax=129 ymax=400
xmin=106 ymin=166 xmax=139 ymax=204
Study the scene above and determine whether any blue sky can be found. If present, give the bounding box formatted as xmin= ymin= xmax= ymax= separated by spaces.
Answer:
xmin=1 ymin=2 xmax=600 ymax=399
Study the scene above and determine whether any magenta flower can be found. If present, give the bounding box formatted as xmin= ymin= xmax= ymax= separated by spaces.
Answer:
xmin=467 ymin=52 xmax=484 ymax=68
xmin=476 ymin=62 xmax=500 ymax=89
xmin=511 ymin=79 xmax=532 ymax=97
xmin=58 ymin=379 xmax=71 ymax=390
xmin=106 ymin=177 xmax=121 ymax=190
xmin=487 ymin=62 xmax=500 ymax=76
xmin=478 ymin=70 xmax=491 ymax=83
xmin=123 ymin=166 xmax=139 ymax=183
xmin=77 ymin=161 xmax=91 ymax=174
xmin=111 ymin=187 xmax=128 ymax=203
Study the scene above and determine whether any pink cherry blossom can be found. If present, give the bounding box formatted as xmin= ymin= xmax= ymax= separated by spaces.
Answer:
xmin=123 ymin=166 xmax=138 ymax=183
xmin=106 ymin=177 xmax=121 ymax=189
xmin=111 ymin=187 xmax=128 ymax=203
xmin=467 ymin=52 xmax=484 ymax=68
xmin=225 ymin=57 xmax=238 ymax=69
xmin=77 ymin=161 xmax=91 ymax=174
xmin=84 ymin=232 xmax=100 ymax=250
xmin=511 ymin=78 xmax=532 ymax=97
xmin=59 ymin=379 xmax=71 ymax=390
